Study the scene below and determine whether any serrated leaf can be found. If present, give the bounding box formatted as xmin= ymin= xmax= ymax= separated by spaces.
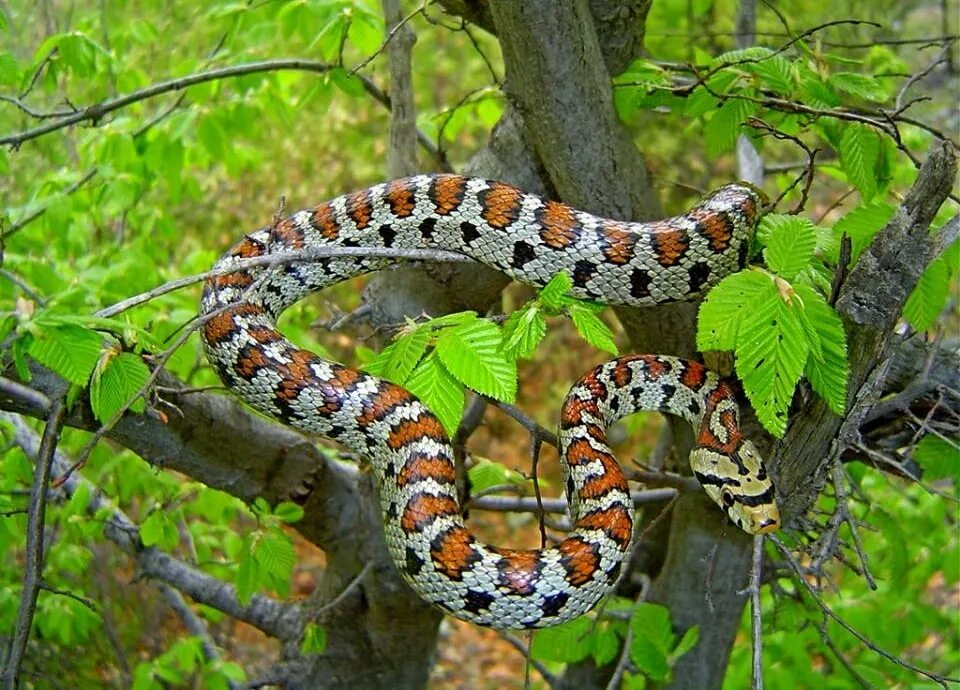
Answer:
xmin=539 ymin=272 xmax=575 ymax=310
xmin=90 ymin=351 xmax=150 ymax=423
xmin=838 ymin=123 xmax=881 ymax=201
xmin=253 ymin=532 xmax=296 ymax=580
xmin=141 ymin=511 xmax=178 ymax=550
xmin=436 ymin=320 xmax=517 ymax=402
xmin=529 ymin=616 xmax=593 ymax=663
xmin=628 ymin=604 xmax=678 ymax=680
xmin=300 ymin=622 xmax=327 ymax=655
xmin=749 ymin=55 xmax=794 ymax=94
xmin=405 ymin=352 xmax=464 ymax=437
xmin=27 ymin=324 xmax=103 ymax=386
xmin=502 ymin=305 xmax=547 ymax=360
xmin=273 ymin=502 xmax=304 ymax=524
xmin=735 ymin=286 xmax=810 ymax=436
xmin=912 ymin=435 xmax=959 ymax=484
xmin=382 ymin=327 xmax=430 ymax=384
xmin=793 ymin=284 xmax=848 ymax=415
xmin=829 ymin=72 xmax=889 ymax=103
xmin=903 ymin=258 xmax=949 ymax=332
xmin=671 ymin=625 xmax=699 ymax=660
xmin=468 ymin=459 xmax=525 ymax=494
xmin=705 ymin=98 xmax=757 ymax=158
xmin=832 ymin=201 xmax=895 ymax=262
xmin=235 ymin=542 xmax=260 ymax=606
xmin=763 ymin=216 xmax=817 ymax=279
xmin=569 ymin=305 xmax=618 ymax=355
xmin=697 ymin=271 xmax=777 ymax=351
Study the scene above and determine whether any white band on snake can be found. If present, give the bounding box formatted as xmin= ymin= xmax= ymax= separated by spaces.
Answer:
xmin=201 ymin=174 xmax=780 ymax=629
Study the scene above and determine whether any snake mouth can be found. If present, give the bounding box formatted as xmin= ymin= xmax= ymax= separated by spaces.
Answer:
xmin=753 ymin=517 xmax=780 ymax=535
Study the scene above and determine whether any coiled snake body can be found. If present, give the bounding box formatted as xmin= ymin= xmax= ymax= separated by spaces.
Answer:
xmin=201 ymin=174 xmax=780 ymax=629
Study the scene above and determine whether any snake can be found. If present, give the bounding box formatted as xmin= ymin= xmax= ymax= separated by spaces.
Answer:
xmin=200 ymin=174 xmax=781 ymax=630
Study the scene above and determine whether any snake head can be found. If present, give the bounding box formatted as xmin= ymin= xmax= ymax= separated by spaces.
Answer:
xmin=689 ymin=440 xmax=780 ymax=535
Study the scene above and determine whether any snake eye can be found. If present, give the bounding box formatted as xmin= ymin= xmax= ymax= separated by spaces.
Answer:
xmin=720 ymin=488 xmax=736 ymax=507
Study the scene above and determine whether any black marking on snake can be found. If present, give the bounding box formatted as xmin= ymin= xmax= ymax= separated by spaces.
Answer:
xmin=608 ymin=396 xmax=620 ymax=414
xmin=659 ymin=383 xmax=677 ymax=406
xmin=687 ymin=398 xmax=701 ymax=417
xmin=378 ymin=223 xmax=397 ymax=246
xmin=573 ymin=260 xmax=597 ymax=288
xmin=512 ymin=240 xmax=537 ymax=268
xmin=694 ymin=471 xmax=741 ymax=488
xmin=541 ymin=592 xmax=570 ymax=618
xmin=386 ymin=502 xmax=399 ymax=521
xmin=406 ymin=547 xmax=425 ymax=576
xmin=419 ymin=217 xmax=437 ymax=240
xmin=462 ymin=589 xmax=496 ymax=615
xmin=460 ymin=221 xmax=480 ymax=245
xmin=630 ymin=269 xmax=652 ymax=299
xmin=688 ymin=261 xmax=713 ymax=293
xmin=736 ymin=486 xmax=776 ymax=507
xmin=605 ymin=561 xmax=622 ymax=582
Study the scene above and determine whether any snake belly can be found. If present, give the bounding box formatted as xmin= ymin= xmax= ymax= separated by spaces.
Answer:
xmin=200 ymin=174 xmax=771 ymax=629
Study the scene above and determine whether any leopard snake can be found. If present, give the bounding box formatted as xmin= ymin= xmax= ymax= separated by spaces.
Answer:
xmin=200 ymin=174 xmax=780 ymax=629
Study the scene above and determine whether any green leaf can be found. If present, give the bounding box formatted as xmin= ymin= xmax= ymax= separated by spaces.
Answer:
xmin=501 ymin=305 xmax=547 ymax=360
xmin=912 ymin=435 xmax=959 ymax=484
xmin=832 ymin=201 xmax=895 ymax=262
xmin=705 ymin=98 xmax=757 ymax=158
xmin=671 ymin=625 xmax=699 ymax=660
xmin=838 ymin=123 xmax=881 ymax=201
xmin=140 ymin=511 xmax=179 ymax=550
xmin=569 ymin=305 xmax=618 ymax=355
xmin=0 ymin=51 xmax=20 ymax=86
xmin=793 ymin=284 xmax=848 ymax=415
xmin=235 ymin=542 xmax=260 ymax=606
xmin=829 ymin=72 xmax=889 ymax=103
xmin=405 ymin=352 xmax=464 ymax=437
xmin=530 ymin=616 xmax=593 ymax=663
xmin=382 ymin=327 xmax=430 ymax=386
xmin=748 ymin=55 xmax=794 ymax=94
xmin=539 ymin=272 xmax=575 ymax=310
xmin=762 ymin=215 xmax=817 ymax=280
xmin=90 ymin=350 xmax=150 ymax=423
xmin=436 ymin=320 xmax=517 ymax=402
xmin=27 ymin=324 xmax=103 ymax=386
xmin=300 ymin=622 xmax=328 ymax=655
xmin=735 ymin=282 xmax=810 ymax=436
xmin=467 ymin=459 xmax=525 ymax=494
xmin=273 ymin=502 xmax=305 ymax=524
xmin=697 ymin=270 xmax=776 ymax=351
xmin=903 ymin=258 xmax=949 ymax=332
xmin=253 ymin=532 xmax=296 ymax=580
xmin=629 ymin=603 xmax=673 ymax=681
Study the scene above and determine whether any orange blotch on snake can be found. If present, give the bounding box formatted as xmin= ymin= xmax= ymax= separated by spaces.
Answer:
xmin=401 ymin=494 xmax=459 ymax=533
xmin=557 ymin=537 xmax=601 ymax=587
xmin=430 ymin=526 xmax=480 ymax=580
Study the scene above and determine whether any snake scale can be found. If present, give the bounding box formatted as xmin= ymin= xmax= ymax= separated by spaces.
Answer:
xmin=201 ymin=174 xmax=780 ymax=629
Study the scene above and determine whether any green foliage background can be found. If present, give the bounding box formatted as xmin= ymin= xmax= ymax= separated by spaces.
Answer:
xmin=0 ymin=0 xmax=957 ymax=687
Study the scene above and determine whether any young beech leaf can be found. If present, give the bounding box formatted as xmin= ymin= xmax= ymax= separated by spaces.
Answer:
xmin=762 ymin=215 xmax=817 ymax=280
xmin=436 ymin=319 xmax=517 ymax=402
xmin=381 ymin=326 xmax=430 ymax=384
xmin=27 ymin=323 xmax=103 ymax=386
xmin=539 ymin=272 xmax=575 ymax=310
xmin=793 ymin=284 xmax=848 ymax=416
xmin=838 ymin=123 xmax=881 ymax=201
xmin=404 ymin=352 xmax=464 ymax=437
xmin=697 ymin=270 xmax=776 ymax=352
xmin=90 ymin=350 xmax=150 ymax=423
xmin=903 ymin=257 xmax=949 ymax=332
xmin=735 ymin=287 xmax=809 ymax=437
xmin=501 ymin=305 xmax=547 ymax=360
xmin=832 ymin=201 xmax=895 ymax=262
xmin=569 ymin=305 xmax=619 ymax=355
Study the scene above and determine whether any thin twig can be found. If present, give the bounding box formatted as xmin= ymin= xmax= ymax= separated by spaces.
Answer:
xmin=1 ymin=399 xmax=66 ymax=689
xmin=770 ymin=535 xmax=959 ymax=687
